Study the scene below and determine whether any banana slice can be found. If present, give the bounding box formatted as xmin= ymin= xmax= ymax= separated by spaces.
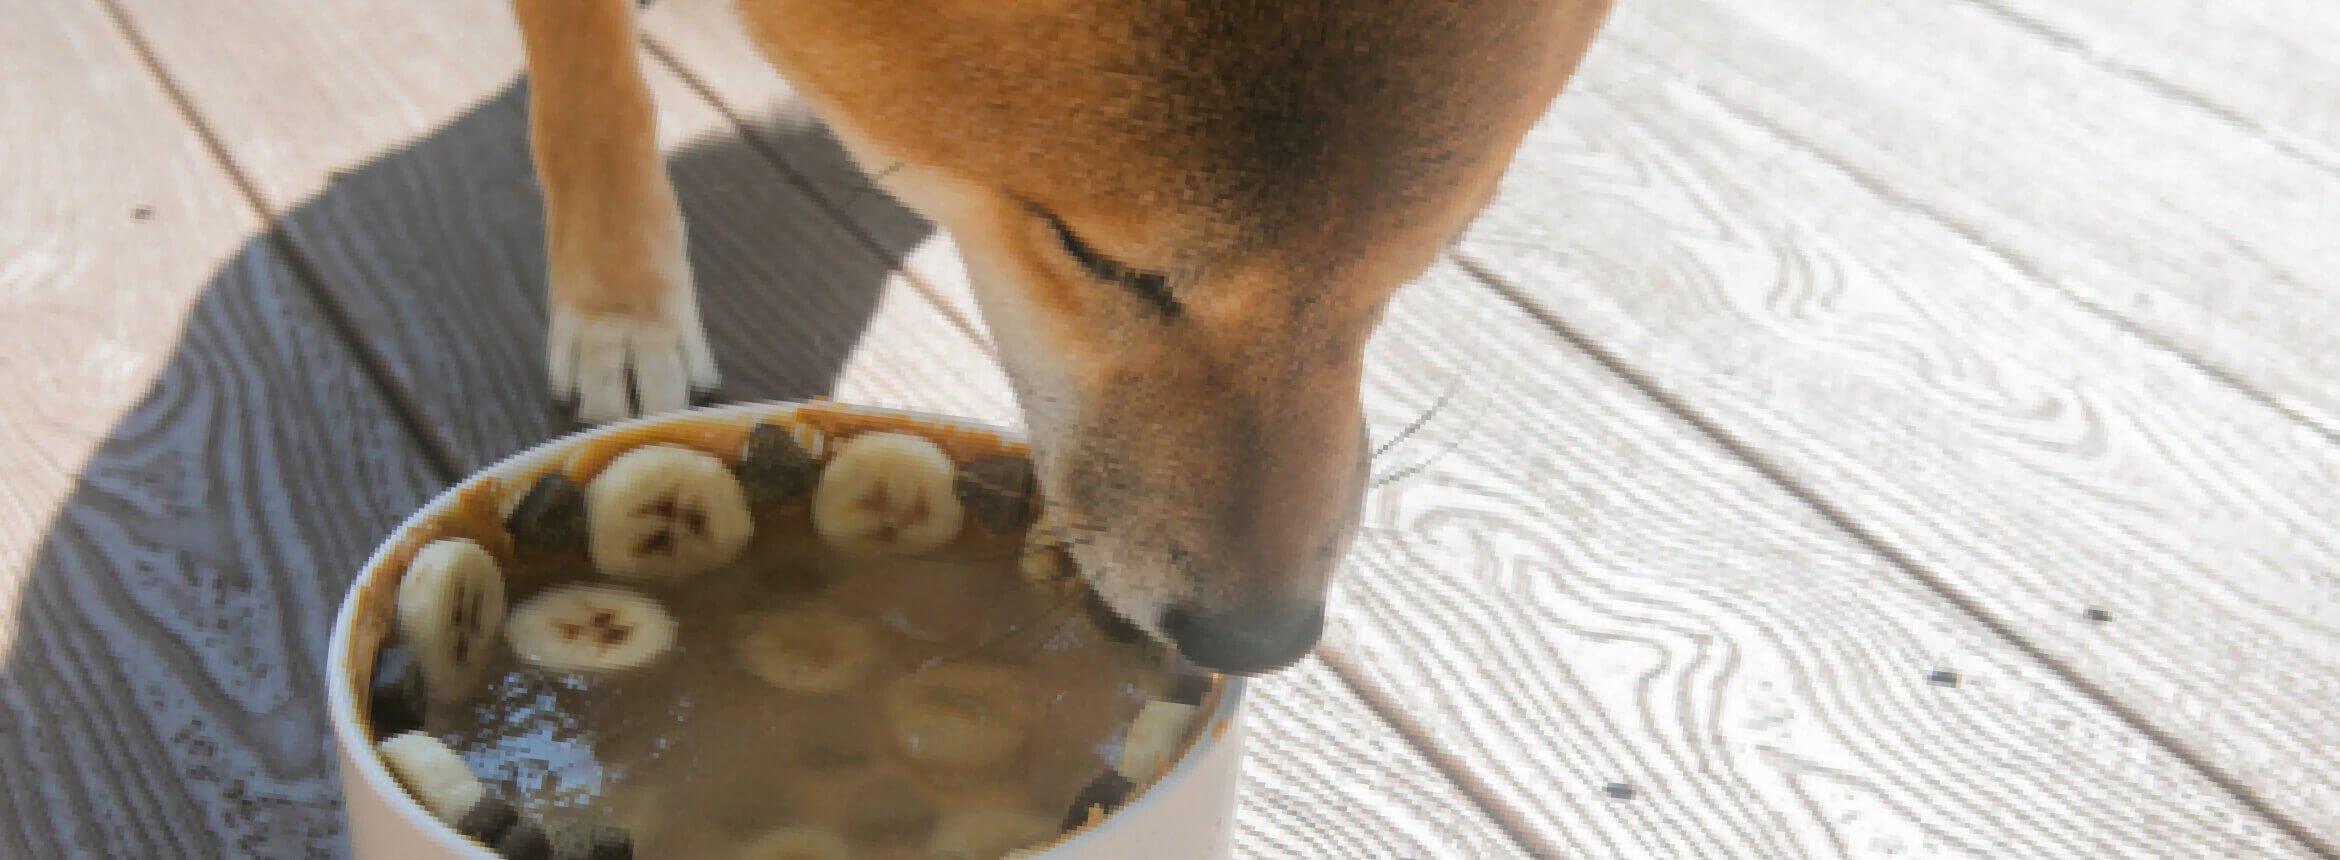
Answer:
xmin=738 ymin=826 xmax=851 ymax=860
xmin=844 ymin=770 xmax=941 ymax=843
xmin=736 ymin=608 xmax=880 ymax=696
xmin=883 ymin=662 xmax=1034 ymax=771
xmin=377 ymin=731 xmax=486 ymax=826
xmin=505 ymin=583 xmax=679 ymax=673
xmin=928 ymin=809 xmax=1056 ymax=860
xmin=812 ymin=432 xmax=965 ymax=557
xmin=587 ymin=444 xmax=755 ymax=581
xmin=1116 ymin=701 xmax=1199 ymax=782
xmin=395 ymin=538 xmax=508 ymax=703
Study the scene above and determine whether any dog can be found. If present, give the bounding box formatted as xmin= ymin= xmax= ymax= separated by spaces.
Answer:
xmin=508 ymin=0 xmax=1610 ymax=676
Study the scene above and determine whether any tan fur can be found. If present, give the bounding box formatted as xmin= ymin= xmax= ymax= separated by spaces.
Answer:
xmin=511 ymin=0 xmax=1611 ymax=673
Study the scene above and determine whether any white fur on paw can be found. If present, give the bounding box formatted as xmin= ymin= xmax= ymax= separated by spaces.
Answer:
xmin=548 ymin=305 xmax=720 ymax=425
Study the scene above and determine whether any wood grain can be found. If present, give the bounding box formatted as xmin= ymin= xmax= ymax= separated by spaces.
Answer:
xmin=811 ymin=204 xmax=2313 ymax=855
xmin=1462 ymin=10 xmax=2340 ymax=846
xmin=617 ymin=3 xmax=2321 ymax=855
xmin=0 ymin=0 xmax=443 ymax=855
xmin=1336 ymin=266 xmax=2318 ymax=858
xmin=1607 ymin=0 xmax=2340 ymax=439
xmin=107 ymin=0 xmax=1008 ymax=472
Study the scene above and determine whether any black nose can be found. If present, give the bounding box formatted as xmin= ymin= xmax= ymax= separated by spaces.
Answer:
xmin=1159 ymin=601 xmax=1326 ymax=676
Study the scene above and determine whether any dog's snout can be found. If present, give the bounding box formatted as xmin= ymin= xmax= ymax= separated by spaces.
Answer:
xmin=1160 ymin=600 xmax=1326 ymax=676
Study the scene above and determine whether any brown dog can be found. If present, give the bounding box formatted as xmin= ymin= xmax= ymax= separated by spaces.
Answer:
xmin=508 ymin=0 xmax=1610 ymax=675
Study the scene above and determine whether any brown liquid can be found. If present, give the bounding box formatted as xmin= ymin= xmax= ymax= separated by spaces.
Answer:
xmin=426 ymin=515 xmax=1191 ymax=859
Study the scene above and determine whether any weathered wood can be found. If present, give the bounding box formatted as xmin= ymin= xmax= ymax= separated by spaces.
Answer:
xmin=1338 ymin=266 xmax=2314 ymax=857
xmin=1465 ymin=7 xmax=2340 ymax=847
xmin=1972 ymin=0 xmax=2340 ymax=153
xmin=1235 ymin=657 xmax=1530 ymax=859
xmin=783 ymin=215 xmax=2314 ymax=855
xmin=0 ymin=0 xmax=443 ymax=855
xmin=638 ymin=0 xmax=928 ymax=243
xmin=109 ymin=0 xmax=1007 ymax=471
xmin=1608 ymin=0 xmax=2340 ymax=438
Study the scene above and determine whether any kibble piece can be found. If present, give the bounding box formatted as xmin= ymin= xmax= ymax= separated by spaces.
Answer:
xmin=579 ymin=825 xmax=634 ymax=860
xmin=955 ymin=456 xmax=1038 ymax=533
xmin=1165 ymin=672 xmax=1215 ymax=707
xmin=735 ymin=423 xmax=821 ymax=504
xmin=456 ymin=795 xmax=520 ymax=845
xmin=505 ymin=473 xmax=589 ymax=553
xmin=366 ymin=642 xmax=428 ymax=739
xmin=495 ymin=819 xmax=553 ymax=860
xmin=1059 ymin=770 xmax=1135 ymax=833
xmin=548 ymin=824 xmax=633 ymax=860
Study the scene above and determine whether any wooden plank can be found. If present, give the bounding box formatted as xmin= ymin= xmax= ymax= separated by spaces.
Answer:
xmin=104 ymin=2 xmax=1533 ymax=855
xmin=816 ymin=226 xmax=2312 ymax=853
xmin=1965 ymin=0 xmax=2340 ymax=154
xmin=1234 ymin=658 xmax=1525 ymax=859
xmin=634 ymin=0 xmax=961 ymax=309
xmin=1459 ymin=13 xmax=2340 ymax=848
xmin=637 ymin=0 xmax=921 ymax=228
xmin=1356 ymin=266 xmax=2311 ymax=857
xmin=0 ymin=0 xmax=444 ymax=855
xmin=1599 ymin=0 xmax=2340 ymax=438
xmin=109 ymin=0 xmax=1009 ymax=471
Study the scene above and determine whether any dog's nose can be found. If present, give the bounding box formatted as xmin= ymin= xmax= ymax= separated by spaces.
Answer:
xmin=1160 ymin=600 xmax=1326 ymax=676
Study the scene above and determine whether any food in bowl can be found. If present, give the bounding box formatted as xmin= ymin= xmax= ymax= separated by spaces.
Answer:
xmin=344 ymin=405 xmax=1224 ymax=860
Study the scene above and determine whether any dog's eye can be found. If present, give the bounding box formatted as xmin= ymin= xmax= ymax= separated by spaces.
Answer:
xmin=1027 ymin=205 xmax=1180 ymax=319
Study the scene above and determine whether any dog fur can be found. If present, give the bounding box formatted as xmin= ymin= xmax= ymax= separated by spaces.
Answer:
xmin=509 ymin=0 xmax=1610 ymax=674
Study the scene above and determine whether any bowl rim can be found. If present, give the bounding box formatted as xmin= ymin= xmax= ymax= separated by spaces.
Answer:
xmin=324 ymin=399 xmax=1246 ymax=859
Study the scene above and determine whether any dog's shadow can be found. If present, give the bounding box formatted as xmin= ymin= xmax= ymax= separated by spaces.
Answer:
xmin=1 ymin=77 xmax=933 ymax=856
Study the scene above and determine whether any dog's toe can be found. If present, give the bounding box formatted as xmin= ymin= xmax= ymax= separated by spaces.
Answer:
xmin=548 ymin=306 xmax=722 ymax=425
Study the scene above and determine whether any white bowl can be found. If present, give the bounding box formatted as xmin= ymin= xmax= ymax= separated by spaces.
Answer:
xmin=325 ymin=400 xmax=1246 ymax=860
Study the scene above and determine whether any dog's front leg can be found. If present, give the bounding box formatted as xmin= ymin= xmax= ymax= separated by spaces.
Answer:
xmin=512 ymin=0 xmax=717 ymax=424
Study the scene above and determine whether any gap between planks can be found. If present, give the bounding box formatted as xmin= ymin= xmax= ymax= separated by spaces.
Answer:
xmin=638 ymin=34 xmax=995 ymax=358
xmin=1450 ymin=251 xmax=2340 ymax=860
xmin=92 ymin=0 xmax=467 ymax=484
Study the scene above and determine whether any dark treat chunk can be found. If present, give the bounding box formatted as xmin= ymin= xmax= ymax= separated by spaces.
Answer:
xmin=954 ymin=456 xmax=1037 ymax=533
xmin=366 ymin=643 xmax=427 ymax=739
xmin=845 ymin=771 xmax=941 ymax=843
xmin=505 ymin=473 xmax=589 ymax=553
xmin=455 ymin=796 xmax=520 ymax=845
xmin=548 ymin=824 xmax=633 ymax=860
xmin=1083 ymin=588 xmax=1145 ymax=645
xmin=1166 ymin=672 xmax=1216 ymax=707
xmin=1060 ymin=770 xmax=1136 ymax=833
xmin=496 ymin=819 xmax=553 ymax=860
xmin=735 ymin=423 xmax=820 ymax=504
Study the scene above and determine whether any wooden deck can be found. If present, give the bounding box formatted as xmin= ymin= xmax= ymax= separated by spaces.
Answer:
xmin=4 ymin=0 xmax=2338 ymax=856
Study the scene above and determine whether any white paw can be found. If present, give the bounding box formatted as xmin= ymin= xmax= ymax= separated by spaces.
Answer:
xmin=547 ymin=299 xmax=720 ymax=425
